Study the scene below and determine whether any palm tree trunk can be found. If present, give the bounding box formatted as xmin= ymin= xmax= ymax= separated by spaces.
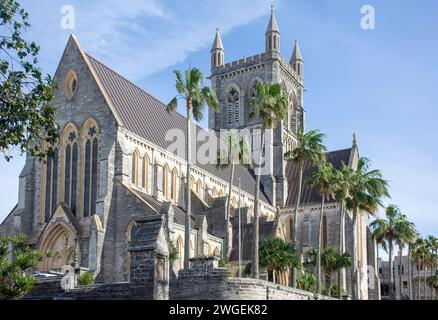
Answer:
xmin=252 ymin=130 xmax=264 ymax=279
xmin=423 ymin=264 xmax=427 ymax=300
xmin=224 ymin=163 xmax=235 ymax=260
xmin=184 ymin=102 xmax=192 ymax=270
xmin=338 ymin=202 xmax=345 ymax=299
xmin=398 ymin=245 xmax=403 ymax=299
xmin=388 ymin=240 xmax=393 ymax=288
xmin=273 ymin=269 xmax=276 ymax=284
xmin=316 ymin=196 xmax=325 ymax=294
xmin=417 ymin=264 xmax=421 ymax=300
xmin=291 ymin=161 xmax=304 ymax=287
xmin=408 ymin=245 xmax=413 ymax=300
xmin=351 ymin=208 xmax=358 ymax=300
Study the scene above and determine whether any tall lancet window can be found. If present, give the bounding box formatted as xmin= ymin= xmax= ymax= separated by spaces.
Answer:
xmin=63 ymin=125 xmax=79 ymax=214
xmin=227 ymin=87 xmax=240 ymax=126
xmin=248 ymin=80 xmax=260 ymax=121
xmin=44 ymin=147 xmax=59 ymax=222
xmin=82 ymin=119 xmax=99 ymax=217
xmin=132 ymin=150 xmax=139 ymax=187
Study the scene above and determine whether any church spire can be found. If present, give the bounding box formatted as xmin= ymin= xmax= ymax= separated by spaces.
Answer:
xmin=291 ymin=40 xmax=304 ymax=77
xmin=211 ymin=28 xmax=224 ymax=69
xmin=265 ymin=4 xmax=280 ymax=53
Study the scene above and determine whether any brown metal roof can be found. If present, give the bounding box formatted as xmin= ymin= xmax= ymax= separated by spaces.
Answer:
xmin=285 ymin=148 xmax=352 ymax=207
xmin=86 ymin=53 xmax=268 ymax=203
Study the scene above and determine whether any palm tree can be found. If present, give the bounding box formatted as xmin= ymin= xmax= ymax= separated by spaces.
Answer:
xmin=304 ymin=246 xmax=351 ymax=297
xmin=427 ymin=235 xmax=438 ymax=299
xmin=284 ymin=129 xmax=326 ymax=286
xmin=167 ymin=68 xmax=219 ymax=269
xmin=216 ymin=131 xmax=251 ymax=259
xmin=427 ymin=270 xmax=438 ymax=300
xmin=406 ymin=232 xmax=418 ymax=300
xmin=333 ymin=163 xmax=353 ymax=298
xmin=247 ymin=82 xmax=288 ymax=279
xmin=370 ymin=205 xmax=402 ymax=291
xmin=345 ymin=157 xmax=390 ymax=300
xmin=308 ymin=160 xmax=337 ymax=293
xmin=321 ymin=247 xmax=352 ymax=291
xmin=393 ymin=214 xmax=416 ymax=299
xmin=412 ymin=237 xmax=427 ymax=300
xmin=259 ymin=236 xmax=301 ymax=284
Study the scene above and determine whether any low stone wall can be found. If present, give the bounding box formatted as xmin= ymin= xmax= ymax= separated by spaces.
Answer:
xmin=226 ymin=278 xmax=335 ymax=300
xmin=170 ymin=257 xmax=335 ymax=300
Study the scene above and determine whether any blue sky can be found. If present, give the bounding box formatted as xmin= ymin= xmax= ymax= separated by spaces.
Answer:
xmin=1 ymin=0 xmax=437 ymax=243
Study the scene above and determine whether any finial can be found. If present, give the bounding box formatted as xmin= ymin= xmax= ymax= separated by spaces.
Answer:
xmin=271 ymin=3 xmax=275 ymax=13
xmin=216 ymin=27 xmax=219 ymax=33
xmin=353 ymin=133 xmax=357 ymax=146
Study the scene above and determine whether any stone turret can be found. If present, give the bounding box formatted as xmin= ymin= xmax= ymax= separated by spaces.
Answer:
xmin=211 ymin=28 xmax=224 ymax=69
xmin=266 ymin=5 xmax=280 ymax=53
xmin=290 ymin=40 xmax=303 ymax=77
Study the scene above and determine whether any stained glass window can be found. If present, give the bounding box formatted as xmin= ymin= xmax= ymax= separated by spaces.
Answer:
xmin=44 ymin=154 xmax=52 ymax=222
xmin=64 ymin=144 xmax=71 ymax=204
xmin=84 ymin=140 xmax=91 ymax=217
xmin=91 ymin=139 xmax=98 ymax=216
xmin=44 ymin=147 xmax=58 ymax=222
xmin=71 ymin=143 xmax=78 ymax=213
xmin=83 ymin=129 xmax=98 ymax=217
xmin=51 ymin=148 xmax=58 ymax=216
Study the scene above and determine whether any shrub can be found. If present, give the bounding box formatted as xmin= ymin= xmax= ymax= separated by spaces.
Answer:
xmin=77 ymin=272 xmax=93 ymax=286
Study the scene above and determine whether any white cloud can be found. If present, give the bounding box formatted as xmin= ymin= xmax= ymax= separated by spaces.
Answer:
xmin=26 ymin=0 xmax=274 ymax=80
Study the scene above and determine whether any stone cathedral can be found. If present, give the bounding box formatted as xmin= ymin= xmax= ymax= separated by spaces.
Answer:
xmin=1 ymin=8 xmax=379 ymax=299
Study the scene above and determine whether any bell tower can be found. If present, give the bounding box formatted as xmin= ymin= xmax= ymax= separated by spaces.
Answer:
xmin=208 ymin=5 xmax=305 ymax=208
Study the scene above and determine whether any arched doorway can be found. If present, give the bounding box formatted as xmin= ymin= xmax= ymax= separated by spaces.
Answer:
xmin=39 ymin=222 xmax=76 ymax=272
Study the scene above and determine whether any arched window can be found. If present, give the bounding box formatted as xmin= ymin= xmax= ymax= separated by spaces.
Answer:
xmin=289 ymin=217 xmax=294 ymax=241
xmin=43 ymin=147 xmax=59 ymax=222
xmin=131 ymin=150 xmax=139 ymax=187
xmin=289 ymin=92 xmax=298 ymax=132
xmin=125 ymin=221 xmax=136 ymax=275
xmin=176 ymin=236 xmax=183 ymax=269
xmin=171 ymin=168 xmax=178 ymax=202
xmin=212 ymin=187 xmax=218 ymax=198
xmin=219 ymin=189 xmax=225 ymax=197
xmin=322 ymin=215 xmax=328 ymax=249
xmin=207 ymin=244 xmax=212 ymax=257
xmin=163 ymin=164 xmax=170 ymax=199
xmin=190 ymin=176 xmax=195 ymax=191
xmin=142 ymin=155 xmax=149 ymax=191
xmin=231 ymin=196 xmax=237 ymax=209
xmin=196 ymin=179 xmax=203 ymax=197
xmin=227 ymin=86 xmax=240 ymax=126
xmin=189 ymin=240 xmax=195 ymax=258
xmin=213 ymin=247 xmax=220 ymax=257
xmin=62 ymin=124 xmax=79 ymax=214
xmin=82 ymin=119 xmax=99 ymax=217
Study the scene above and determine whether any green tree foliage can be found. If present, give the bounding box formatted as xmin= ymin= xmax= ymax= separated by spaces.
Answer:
xmin=168 ymin=241 xmax=178 ymax=263
xmin=296 ymin=274 xmax=316 ymax=292
xmin=259 ymin=236 xmax=300 ymax=283
xmin=77 ymin=272 xmax=93 ymax=286
xmin=0 ymin=233 xmax=47 ymax=299
xmin=0 ymin=0 xmax=58 ymax=160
